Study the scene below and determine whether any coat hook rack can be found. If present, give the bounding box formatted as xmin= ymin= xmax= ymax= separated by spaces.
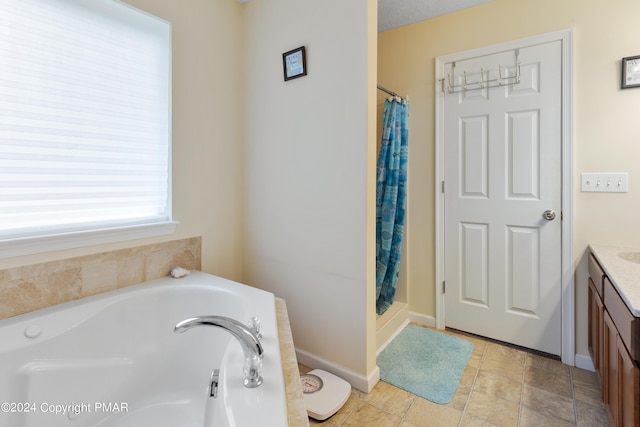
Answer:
xmin=440 ymin=49 xmax=521 ymax=94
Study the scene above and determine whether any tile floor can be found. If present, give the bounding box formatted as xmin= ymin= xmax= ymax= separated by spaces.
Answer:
xmin=301 ymin=327 xmax=609 ymax=427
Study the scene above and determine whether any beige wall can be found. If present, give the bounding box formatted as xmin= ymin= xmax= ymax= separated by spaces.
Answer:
xmin=0 ymin=0 xmax=245 ymax=282
xmin=378 ymin=0 xmax=640 ymax=358
xmin=243 ymin=0 xmax=378 ymax=389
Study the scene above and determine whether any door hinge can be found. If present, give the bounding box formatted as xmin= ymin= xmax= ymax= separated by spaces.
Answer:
xmin=442 ymin=281 xmax=446 ymax=293
xmin=441 ymin=180 xmax=445 ymax=194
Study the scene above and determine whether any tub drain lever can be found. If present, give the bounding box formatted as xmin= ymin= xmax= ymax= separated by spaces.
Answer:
xmin=210 ymin=369 xmax=220 ymax=398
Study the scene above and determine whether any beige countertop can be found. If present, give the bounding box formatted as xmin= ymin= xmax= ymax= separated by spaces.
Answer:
xmin=589 ymin=244 xmax=640 ymax=317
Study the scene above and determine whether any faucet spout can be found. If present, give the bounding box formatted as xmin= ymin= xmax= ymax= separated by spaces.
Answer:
xmin=174 ymin=315 xmax=264 ymax=360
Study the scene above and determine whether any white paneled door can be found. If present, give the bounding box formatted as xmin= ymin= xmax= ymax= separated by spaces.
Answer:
xmin=443 ymin=40 xmax=562 ymax=355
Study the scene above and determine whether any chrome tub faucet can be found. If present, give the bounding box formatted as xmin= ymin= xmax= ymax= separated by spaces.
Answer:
xmin=174 ymin=315 xmax=264 ymax=388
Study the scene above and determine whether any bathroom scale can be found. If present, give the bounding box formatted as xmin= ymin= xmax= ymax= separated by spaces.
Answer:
xmin=300 ymin=369 xmax=351 ymax=420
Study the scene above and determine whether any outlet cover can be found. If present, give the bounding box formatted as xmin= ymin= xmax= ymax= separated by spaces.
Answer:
xmin=581 ymin=173 xmax=628 ymax=193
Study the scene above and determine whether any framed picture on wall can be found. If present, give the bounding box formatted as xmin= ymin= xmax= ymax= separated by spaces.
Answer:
xmin=621 ymin=55 xmax=640 ymax=89
xmin=283 ymin=46 xmax=307 ymax=81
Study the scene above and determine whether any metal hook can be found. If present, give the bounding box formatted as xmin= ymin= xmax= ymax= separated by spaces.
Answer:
xmin=447 ymin=73 xmax=454 ymax=93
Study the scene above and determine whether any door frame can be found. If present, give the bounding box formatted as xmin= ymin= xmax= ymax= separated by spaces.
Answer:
xmin=434 ymin=29 xmax=574 ymax=365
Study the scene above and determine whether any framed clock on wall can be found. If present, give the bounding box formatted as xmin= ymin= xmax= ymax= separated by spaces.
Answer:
xmin=621 ymin=55 xmax=640 ymax=89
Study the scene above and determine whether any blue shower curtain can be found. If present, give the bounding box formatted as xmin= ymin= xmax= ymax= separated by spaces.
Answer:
xmin=376 ymin=97 xmax=408 ymax=315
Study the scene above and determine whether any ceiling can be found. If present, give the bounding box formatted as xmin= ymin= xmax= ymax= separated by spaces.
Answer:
xmin=235 ymin=0 xmax=494 ymax=33
xmin=378 ymin=0 xmax=494 ymax=32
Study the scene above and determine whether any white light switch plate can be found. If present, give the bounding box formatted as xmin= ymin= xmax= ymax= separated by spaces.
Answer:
xmin=581 ymin=173 xmax=628 ymax=193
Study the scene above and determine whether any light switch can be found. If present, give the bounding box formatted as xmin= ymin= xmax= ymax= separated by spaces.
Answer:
xmin=581 ymin=173 xmax=628 ymax=193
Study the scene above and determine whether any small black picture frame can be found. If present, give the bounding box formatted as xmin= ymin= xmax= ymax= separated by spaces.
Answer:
xmin=282 ymin=46 xmax=307 ymax=81
xmin=621 ymin=55 xmax=640 ymax=89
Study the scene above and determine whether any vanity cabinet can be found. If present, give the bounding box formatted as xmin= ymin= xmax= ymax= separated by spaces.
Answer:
xmin=588 ymin=253 xmax=640 ymax=427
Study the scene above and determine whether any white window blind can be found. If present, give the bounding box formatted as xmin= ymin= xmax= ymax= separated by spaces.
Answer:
xmin=0 ymin=0 xmax=172 ymax=244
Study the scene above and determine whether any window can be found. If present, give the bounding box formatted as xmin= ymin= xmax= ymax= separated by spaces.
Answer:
xmin=0 ymin=0 xmax=174 ymax=256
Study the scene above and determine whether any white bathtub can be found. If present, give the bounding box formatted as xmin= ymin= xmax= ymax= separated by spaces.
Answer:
xmin=0 ymin=271 xmax=288 ymax=427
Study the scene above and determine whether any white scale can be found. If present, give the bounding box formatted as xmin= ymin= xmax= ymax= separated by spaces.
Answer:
xmin=300 ymin=369 xmax=351 ymax=421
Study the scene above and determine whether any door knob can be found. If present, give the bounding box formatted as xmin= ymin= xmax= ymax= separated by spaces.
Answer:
xmin=542 ymin=210 xmax=556 ymax=221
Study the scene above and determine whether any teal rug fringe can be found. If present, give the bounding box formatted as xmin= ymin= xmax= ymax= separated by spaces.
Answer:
xmin=377 ymin=325 xmax=474 ymax=404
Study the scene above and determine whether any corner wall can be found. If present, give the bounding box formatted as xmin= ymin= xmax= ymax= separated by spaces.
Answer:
xmin=243 ymin=0 xmax=378 ymax=390
xmin=378 ymin=0 xmax=640 ymax=360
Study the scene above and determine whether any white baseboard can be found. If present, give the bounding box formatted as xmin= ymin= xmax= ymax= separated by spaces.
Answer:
xmin=295 ymin=348 xmax=380 ymax=393
xmin=294 ymin=313 xmax=437 ymax=393
xmin=408 ymin=311 xmax=436 ymax=328
xmin=400 ymin=311 xmax=592 ymax=373
xmin=574 ymin=353 xmax=595 ymax=372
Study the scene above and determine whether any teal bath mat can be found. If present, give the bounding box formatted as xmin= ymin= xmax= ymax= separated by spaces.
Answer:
xmin=377 ymin=325 xmax=474 ymax=404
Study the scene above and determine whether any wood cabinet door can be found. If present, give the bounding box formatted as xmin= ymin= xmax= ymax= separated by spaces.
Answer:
xmin=604 ymin=309 xmax=619 ymax=426
xmin=618 ymin=335 xmax=640 ymax=427
xmin=589 ymin=278 xmax=605 ymax=387
xmin=588 ymin=279 xmax=597 ymax=359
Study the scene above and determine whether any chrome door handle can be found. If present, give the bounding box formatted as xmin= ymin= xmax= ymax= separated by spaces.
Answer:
xmin=542 ymin=210 xmax=556 ymax=221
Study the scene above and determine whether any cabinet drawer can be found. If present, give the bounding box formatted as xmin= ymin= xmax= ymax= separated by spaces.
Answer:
xmin=604 ymin=277 xmax=640 ymax=362
xmin=589 ymin=254 xmax=605 ymax=297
